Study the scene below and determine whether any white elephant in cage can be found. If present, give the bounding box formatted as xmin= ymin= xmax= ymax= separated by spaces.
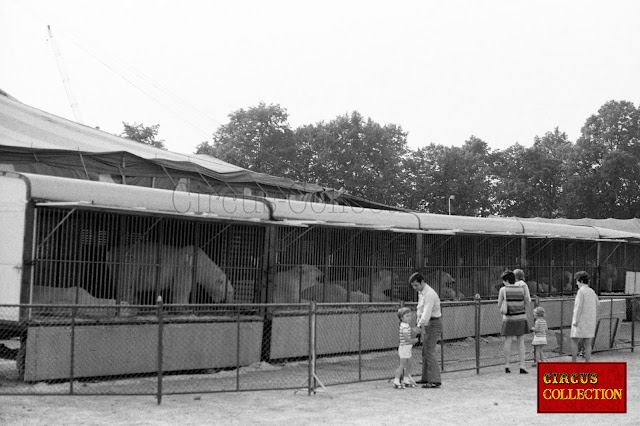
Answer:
xmin=106 ymin=242 xmax=234 ymax=305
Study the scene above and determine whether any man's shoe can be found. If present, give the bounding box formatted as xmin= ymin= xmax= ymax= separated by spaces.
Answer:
xmin=422 ymin=382 xmax=441 ymax=388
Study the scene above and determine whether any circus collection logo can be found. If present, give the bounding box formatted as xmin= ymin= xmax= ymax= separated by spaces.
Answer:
xmin=537 ymin=362 xmax=627 ymax=414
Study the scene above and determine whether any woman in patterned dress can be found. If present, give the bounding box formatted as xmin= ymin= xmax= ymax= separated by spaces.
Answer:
xmin=497 ymin=269 xmax=531 ymax=374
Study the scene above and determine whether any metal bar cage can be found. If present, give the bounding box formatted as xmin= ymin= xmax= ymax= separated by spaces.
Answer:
xmin=18 ymin=206 xmax=640 ymax=316
xmin=29 ymin=207 xmax=265 ymax=317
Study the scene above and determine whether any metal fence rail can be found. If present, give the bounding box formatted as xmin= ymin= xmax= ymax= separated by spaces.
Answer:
xmin=1 ymin=296 xmax=637 ymax=403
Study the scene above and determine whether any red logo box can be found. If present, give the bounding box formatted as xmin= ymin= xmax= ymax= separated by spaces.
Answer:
xmin=537 ymin=362 xmax=627 ymax=413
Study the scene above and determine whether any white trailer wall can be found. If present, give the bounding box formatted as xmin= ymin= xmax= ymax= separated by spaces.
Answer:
xmin=0 ymin=175 xmax=27 ymax=319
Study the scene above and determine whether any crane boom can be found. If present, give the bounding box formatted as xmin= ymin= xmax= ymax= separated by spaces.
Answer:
xmin=47 ymin=25 xmax=84 ymax=124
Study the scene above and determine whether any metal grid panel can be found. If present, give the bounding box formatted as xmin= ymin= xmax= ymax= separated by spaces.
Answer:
xmin=272 ymin=226 xmax=416 ymax=303
xmin=31 ymin=207 xmax=265 ymax=317
xmin=32 ymin=208 xmax=118 ymax=313
xmin=526 ymin=239 xmax=597 ymax=295
xmin=420 ymin=234 xmax=521 ymax=299
xmin=599 ymin=241 xmax=627 ymax=293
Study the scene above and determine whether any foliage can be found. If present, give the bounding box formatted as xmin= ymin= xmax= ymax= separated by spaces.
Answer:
xmin=563 ymin=101 xmax=640 ymax=218
xmin=493 ymin=128 xmax=572 ymax=217
xmin=195 ymin=103 xmax=299 ymax=178
xmin=120 ymin=122 xmax=166 ymax=149
xmin=293 ymin=112 xmax=409 ymax=206
xmin=405 ymin=137 xmax=494 ymax=215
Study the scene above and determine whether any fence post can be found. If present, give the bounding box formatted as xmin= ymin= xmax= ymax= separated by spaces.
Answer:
xmin=308 ymin=300 xmax=315 ymax=395
xmin=475 ymin=294 xmax=481 ymax=375
xmin=236 ymin=303 xmax=241 ymax=391
xmin=609 ymin=296 xmax=614 ymax=349
xmin=69 ymin=305 xmax=77 ymax=395
xmin=632 ymin=296 xmax=636 ymax=353
xmin=559 ymin=297 xmax=564 ymax=355
xmin=440 ymin=305 xmax=445 ymax=373
xmin=357 ymin=304 xmax=362 ymax=382
xmin=156 ymin=296 xmax=164 ymax=405
xmin=399 ymin=300 xmax=405 ymax=379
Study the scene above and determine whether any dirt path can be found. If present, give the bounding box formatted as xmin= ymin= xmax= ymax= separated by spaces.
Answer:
xmin=1 ymin=350 xmax=638 ymax=425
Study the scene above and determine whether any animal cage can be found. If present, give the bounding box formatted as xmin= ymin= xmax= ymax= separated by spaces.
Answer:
xmin=599 ymin=240 xmax=636 ymax=293
xmin=30 ymin=206 xmax=264 ymax=312
xmin=525 ymin=238 xmax=598 ymax=295
xmin=419 ymin=234 xmax=522 ymax=299
xmin=272 ymin=226 xmax=416 ymax=303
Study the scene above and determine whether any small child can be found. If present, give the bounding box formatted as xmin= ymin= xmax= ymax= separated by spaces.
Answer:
xmin=393 ymin=307 xmax=419 ymax=389
xmin=531 ymin=306 xmax=548 ymax=366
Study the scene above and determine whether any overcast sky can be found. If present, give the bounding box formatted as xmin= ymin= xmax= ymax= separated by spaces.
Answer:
xmin=2 ymin=0 xmax=639 ymax=155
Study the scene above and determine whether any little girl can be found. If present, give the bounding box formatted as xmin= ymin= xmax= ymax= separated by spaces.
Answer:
xmin=393 ymin=307 xmax=419 ymax=389
xmin=531 ymin=306 xmax=548 ymax=365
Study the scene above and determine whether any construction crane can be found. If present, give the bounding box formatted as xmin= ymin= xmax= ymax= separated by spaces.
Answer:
xmin=47 ymin=25 xmax=84 ymax=124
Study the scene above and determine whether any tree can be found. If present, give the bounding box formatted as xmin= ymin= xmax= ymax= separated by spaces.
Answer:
xmin=120 ymin=122 xmax=166 ymax=149
xmin=458 ymin=136 xmax=496 ymax=216
xmin=491 ymin=143 xmax=528 ymax=216
xmin=563 ymin=101 xmax=640 ymax=218
xmin=403 ymin=143 xmax=448 ymax=213
xmin=493 ymin=128 xmax=572 ymax=217
xmin=404 ymin=137 xmax=495 ymax=215
xmin=294 ymin=111 xmax=410 ymax=206
xmin=196 ymin=103 xmax=299 ymax=177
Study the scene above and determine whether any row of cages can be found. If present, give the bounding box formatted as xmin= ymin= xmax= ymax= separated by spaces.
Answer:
xmin=0 ymin=297 xmax=638 ymax=395
xmin=19 ymin=206 xmax=639 ymax=322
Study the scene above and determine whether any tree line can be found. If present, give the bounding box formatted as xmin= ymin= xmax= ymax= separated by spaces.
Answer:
xmin=122 ymin=100 xmax=640 ymax=219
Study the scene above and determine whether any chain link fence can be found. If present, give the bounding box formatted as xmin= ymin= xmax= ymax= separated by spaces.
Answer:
xmin=1 ymin=296 xmax=638 ymax=402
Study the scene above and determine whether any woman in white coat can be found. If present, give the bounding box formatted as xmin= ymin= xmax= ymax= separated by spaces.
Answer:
xmin=571 ymin=271 xmax=598 ymax=362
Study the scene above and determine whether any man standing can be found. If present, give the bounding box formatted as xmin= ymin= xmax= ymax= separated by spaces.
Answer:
xmin=571 ymin=271 xmax=599 ymax=362
xmin=409 ymin=272 xmax=442 ymax=388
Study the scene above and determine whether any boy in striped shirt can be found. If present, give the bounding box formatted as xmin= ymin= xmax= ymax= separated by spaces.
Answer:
xmin=393 ymin=307 xmax=419 ymax=388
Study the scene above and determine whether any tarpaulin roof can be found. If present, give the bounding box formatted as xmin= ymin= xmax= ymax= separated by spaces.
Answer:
xmin=0 ymin=89 xmax=398 ymax=210
xmin=509 ymin=217 xmax=640 ymax=237
xmin=0 ymin=89 xmax=243 ymax=172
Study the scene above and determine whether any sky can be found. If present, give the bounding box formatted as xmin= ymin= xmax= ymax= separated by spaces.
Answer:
xmin=2 ymin=0 xmax=640 ymax=156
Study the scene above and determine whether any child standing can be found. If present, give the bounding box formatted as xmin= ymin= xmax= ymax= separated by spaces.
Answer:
xmin=531 ymin=306 xmax=549 ymax=366
xmin=393 ymin=307 xmax=419 ymax=389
